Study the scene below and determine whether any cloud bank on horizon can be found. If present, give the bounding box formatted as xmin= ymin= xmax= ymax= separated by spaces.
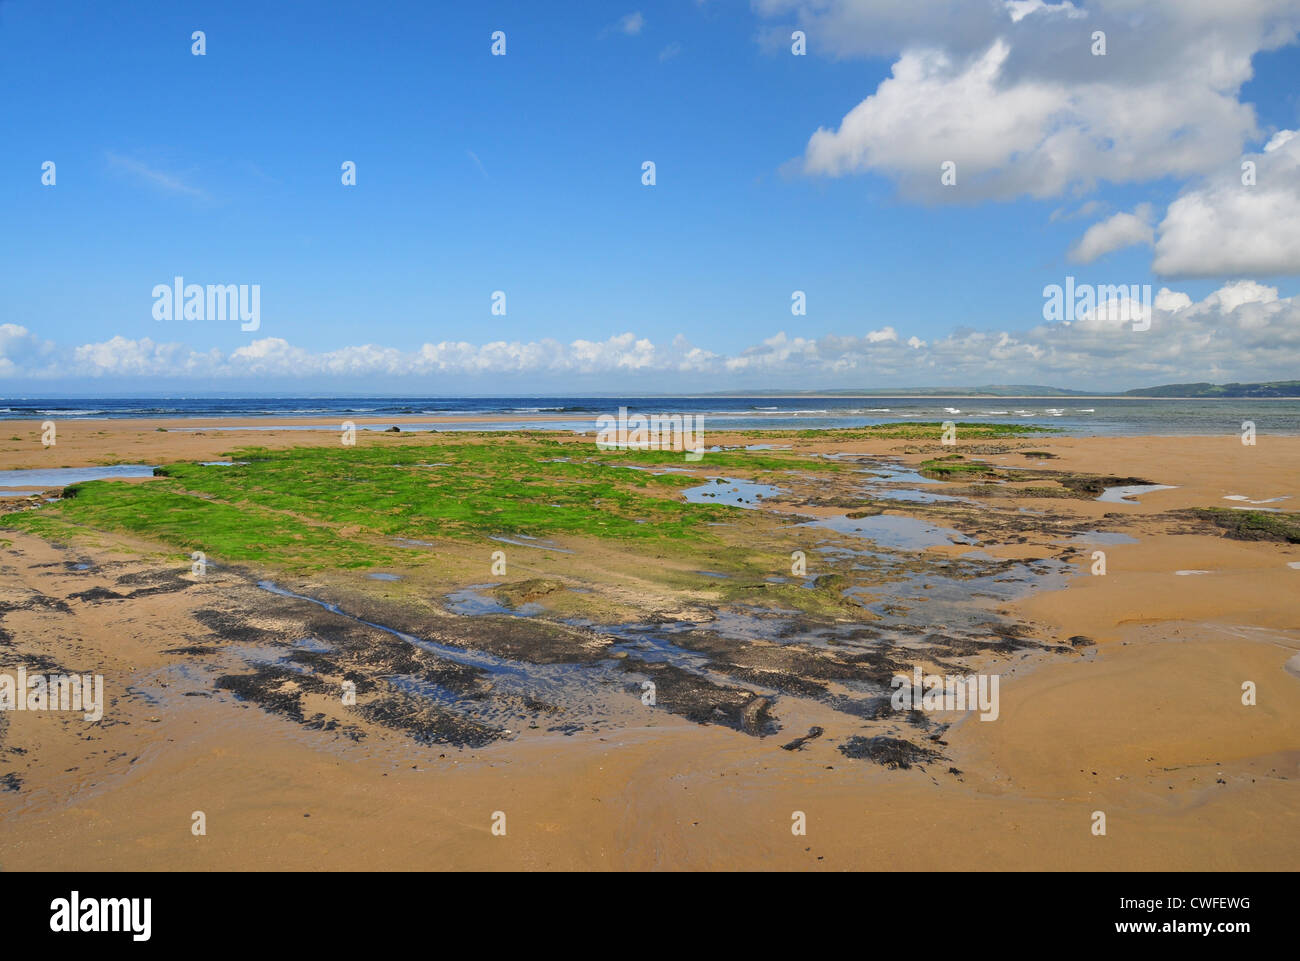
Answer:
xmin=4 ymin=281 xmax=1295 ymax=392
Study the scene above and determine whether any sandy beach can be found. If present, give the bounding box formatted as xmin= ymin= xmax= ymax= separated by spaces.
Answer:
xmin=1 ymin=418 xmax=1297 ymax=870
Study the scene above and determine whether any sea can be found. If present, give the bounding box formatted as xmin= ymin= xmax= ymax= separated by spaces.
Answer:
xmin=1 ymin=396 xmax=1298 ymax=436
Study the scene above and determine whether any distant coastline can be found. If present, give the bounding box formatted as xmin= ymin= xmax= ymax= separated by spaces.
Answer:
xmin=4 ymin=380 xmax=1298 ymax=402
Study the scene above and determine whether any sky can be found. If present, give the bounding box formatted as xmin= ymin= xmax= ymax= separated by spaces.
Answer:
xmin=2 ymin=0 xmax=1299 ymax=395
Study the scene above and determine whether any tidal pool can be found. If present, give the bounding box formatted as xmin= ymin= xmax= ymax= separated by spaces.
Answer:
xmin=0 ymin=464 xmax=156 ymax=489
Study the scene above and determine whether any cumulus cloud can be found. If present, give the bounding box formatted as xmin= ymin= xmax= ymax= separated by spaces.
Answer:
xmin=1069 ymin=204 xmax=1155 ymax=263
xmin=4 ymin=283 xmax=1298 ymax=389
xmin=762 ymin=0 xmax=1298 ymax=202
xmin=1154 ymin=288 xmax=1193 ymax=312
xmin=1152 ymin=130 xmax=1300 ymax=276
xmin=0 ymin=323 xmax=58 ymax=379
xmin=619 ymin=12 xmax=645 ymax=35
xmin=1264 ymin=129 xmax=1297 ymax=152
xmin=72 ymin=336 xmax=204 ymax=376
xmin=34 ymin=332 xmax=705 ymax=381
xmin=1005 ymin=1 xmax=1085 ymax=24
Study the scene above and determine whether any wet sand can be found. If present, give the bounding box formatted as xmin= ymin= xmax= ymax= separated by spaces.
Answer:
xmin=1 ymin=420 xmax=1297 ymax=870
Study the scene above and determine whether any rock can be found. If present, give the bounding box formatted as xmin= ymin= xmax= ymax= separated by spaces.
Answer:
xmin=780 ymin=725 xmax=825 ymax=751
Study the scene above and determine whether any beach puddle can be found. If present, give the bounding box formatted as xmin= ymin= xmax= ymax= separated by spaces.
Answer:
xmin=801 ymin=513 xmax=975 ymax=549
xmin=444 ymin=586 xmax=543 ymax=617
xmin=591 ymin=623 xmax=718 ymax=672
xmin=1063 ymin=531 xmax=1139 ymax=546
xmin=850 ymin=558 xmax=1070 ymax=632
xmin=821 ymin=456 xmax=975 ymax=505
xmin=857 ymin=462 xmax=940 ymax=487
xmin=367 ymin=572 xmax=402 ymax=581
xmin=0 ymin=464 xmax=156 ymax=490
xmin=683 ymin=477 xmax=784 ymax=508
xmin=865 ymin=487 xmax=968 ymax=505
xmin=1096 ymin=484 xmax=1178 ymax=503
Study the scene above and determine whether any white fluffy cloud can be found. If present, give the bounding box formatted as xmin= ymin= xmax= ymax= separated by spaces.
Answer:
xmin=1005 ymin=1 xmax=1085 ymax=24
xmin=758 ymin=0 xmax=1300 ymax=275
xmin=716 ymin=285 xmax=1294 ymax=384
xmin=26 ymin=332 xmax=710 ymax=381
xmin=764 ymin=1 xmax=1298 ymax=203
xmin=0 ymin=323 xmax=57 ymax=378
xmin=4 ymin=283 xmax=1297 ymax=389
xmin=1152 ymin=130 xmax=1300 ymax=276
xmin=1069 ymin=204 xmax=1154 ymax=263
xmin=802 ymin=35 xmax=1255 ymax=202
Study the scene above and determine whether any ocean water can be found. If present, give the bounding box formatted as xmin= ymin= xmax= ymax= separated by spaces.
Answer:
xmin=1 ymin=396 xmax=1298 ymax=436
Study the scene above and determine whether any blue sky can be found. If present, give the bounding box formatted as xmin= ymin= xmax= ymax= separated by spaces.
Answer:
xmin=2 ymin=0 xmax=1299 ymax=393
